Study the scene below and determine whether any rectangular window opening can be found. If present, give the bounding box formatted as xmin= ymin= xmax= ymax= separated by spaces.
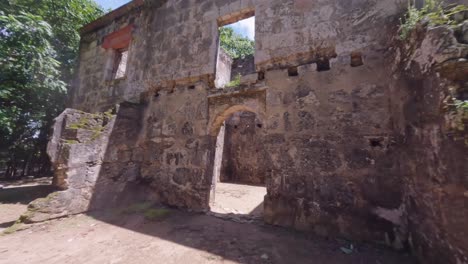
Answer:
xmin=215 ymin=10 xmax=255 ymax=89
xmin=113 ymin=48 xmax=129 ymax=80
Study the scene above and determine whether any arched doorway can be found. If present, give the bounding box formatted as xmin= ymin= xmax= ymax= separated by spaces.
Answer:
xmin=209 ymin=108 xmax=266 ymax=219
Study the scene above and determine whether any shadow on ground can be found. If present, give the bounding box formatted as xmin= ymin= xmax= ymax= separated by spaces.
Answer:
xmin=0 ymin=185 xmax=57 ymax=204
xmin=85 ymin=207 xmax=416 ymax=264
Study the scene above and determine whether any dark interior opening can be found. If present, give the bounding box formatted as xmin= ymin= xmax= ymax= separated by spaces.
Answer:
xmin=288 ymin=66 xmax=299 ymax=77
xmin=316 ymin=58 xmax=331 ymax=72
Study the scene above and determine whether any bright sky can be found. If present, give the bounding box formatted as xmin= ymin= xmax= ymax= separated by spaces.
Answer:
xmin=95 ymin=0 xmax=130 ymax=10
xmin=226 ymin=17 xmax=255 ymax=40
xmin=94 ymin=0 xmax=255 ymax=40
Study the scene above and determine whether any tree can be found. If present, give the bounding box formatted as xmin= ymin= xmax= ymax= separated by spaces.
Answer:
xmin=219 ymin=27 xmax=254 ymax=59
xmin=0 ymin=1 xmax=104 ymax=179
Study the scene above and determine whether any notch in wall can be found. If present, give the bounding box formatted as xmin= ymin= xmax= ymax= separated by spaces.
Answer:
xmin=351 ymin=52 xmax=364 ymax=67
xmin=368 ymin=138 xmax=384 ymax=148
xmin=288 ymin=66 xmax=299 ymax=77
xmin=258 ymin=71 xmax=265 ymax=81
xmin=316 ymin=58 xmax=331 ymax=72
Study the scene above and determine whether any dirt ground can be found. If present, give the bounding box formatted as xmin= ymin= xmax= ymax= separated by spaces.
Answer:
xmin=210 ymin=182 xmax=266 ymax=219
xmin=0 ymin=178 xmax=55 ymax=233
xmin=0 ymin=208 xmax=415 ymax=264
xmin=0 ymin=179 xmax=415 ymax=264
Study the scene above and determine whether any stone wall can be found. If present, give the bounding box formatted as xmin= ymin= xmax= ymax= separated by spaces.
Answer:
xmin=37 ymin=1 xmax=468 ymax=263
xmin=25 ymin=108 xmax=117 ymax=222
xmin=215 ymin=48 xmax=233 ymax=88
xmin=67 ymin=0 xmax=408 ymax=242
xmin=72 ymin=3 xmax=144 ymax=112
xmin=231 ymin=55 xmax=255 ymax=80
xmin=391 ymin=21 xmax=468 ymax=264
xmin=262 ymin=57 xmax=404 ymax=245
xmin=72 ymin=0 xmax=405 ymax=113
xmin=221 ymin=111 xmax=265 ymax=185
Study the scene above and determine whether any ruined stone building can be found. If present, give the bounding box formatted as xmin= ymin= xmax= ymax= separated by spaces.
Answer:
xmin=29 ymin=0 xmax=468 ymax=263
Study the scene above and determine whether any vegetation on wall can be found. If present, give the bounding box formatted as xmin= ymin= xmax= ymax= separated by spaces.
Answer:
xmin=0 ymin=0 xmax=103 ymax=179
xmin=399 ymin=0 xmax=468 ymax=143
xmin=226 ymin=74 xmax=241 ymax=88
xmin=446 ymin=96 xmax=468 ymax=144
xmin=219 ymin=27 xmax=255 ymax=59
xmin=399 ymin=0 xmax=468 ymax=39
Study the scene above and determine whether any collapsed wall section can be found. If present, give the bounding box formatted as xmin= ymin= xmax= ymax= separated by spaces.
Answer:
xmin=23 ymin=108 xmax=118 ymax=222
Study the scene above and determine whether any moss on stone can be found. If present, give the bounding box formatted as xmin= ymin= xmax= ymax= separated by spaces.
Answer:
xmin=18 ymin=210 xmax=35 ymax=224
xmin=2 ymin=221 xmax=26 ymax=235
xmin=67 ymin=108 xmax=116 ymax=143
xmin=64 ymin=140 xmax=79 ymax=144
xmin=144 ymin=208 xmax=171 ymax=221
xmin=121 ymin=202 xmax=153 ymax=214
xmin=27 ymin=192 xmax=59 ymax=211
xmin=120 ymin=202 xmax=171 ymax=221
xmin=69 ymin=117 xmax=92 ymax=130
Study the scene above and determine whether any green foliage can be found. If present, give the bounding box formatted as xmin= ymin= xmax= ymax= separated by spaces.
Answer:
xmin=452 ymin=100 xmax=468 ymax=131
xmin=0 ymin=0 xmax=103 ymax=178
xmin=399 ymin=0 xmax=468 ymax=39
xmin=226 ymin=74 xmax=241 ymax=87
xmin=219 ymin=27 xmax=254 ymax=59
xmin=0 ymin=11 xmax=65 ymax=169
xmin=445 ymin=94 xmax=468 ymax=144
xmin=16 ymin=0 xmax=104 ymax=81
xmin=454 ymin=100 xmax=468 ymax=111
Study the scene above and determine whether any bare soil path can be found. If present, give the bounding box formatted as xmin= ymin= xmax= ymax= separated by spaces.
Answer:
xmin=0 ymin=178 xmax=55 ymax=232
xmin=211 ymin=182 xmax=266 ymax=219
xmin=0 ymin=206 xmax=415 ymax=264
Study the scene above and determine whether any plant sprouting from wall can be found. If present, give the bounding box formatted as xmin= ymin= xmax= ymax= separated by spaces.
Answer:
xmin=226 ymin=74 xmax=241 ymax=88
xmin=399 ymin=0 xmax=468 ymax=39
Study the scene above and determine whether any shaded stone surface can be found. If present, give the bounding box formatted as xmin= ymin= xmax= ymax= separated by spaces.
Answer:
xmin=392 ymin=23 xmax=468 ymax=264
xmin=221 ymin=111 xmax=266 ymax=185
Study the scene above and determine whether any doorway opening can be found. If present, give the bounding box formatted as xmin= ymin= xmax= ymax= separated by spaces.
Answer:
xmin=215 ymin=10 xmax=255 ymax=89
xmin=210 ymin=110 xmax=266 ymax=220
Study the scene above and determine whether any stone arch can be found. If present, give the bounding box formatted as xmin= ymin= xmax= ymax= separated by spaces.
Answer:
xmin=208 ymin=104 xmax=266 ymax=136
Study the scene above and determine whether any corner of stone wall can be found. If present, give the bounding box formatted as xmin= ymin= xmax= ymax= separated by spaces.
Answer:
xmin=22 ymin=108 xmax=118 ymax=223
xmin=394 ymin=15 xmax=468 ymax=264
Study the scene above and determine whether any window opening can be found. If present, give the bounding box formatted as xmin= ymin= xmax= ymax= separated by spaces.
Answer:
xmin=215 ymin=11 xmax=255 ymax=88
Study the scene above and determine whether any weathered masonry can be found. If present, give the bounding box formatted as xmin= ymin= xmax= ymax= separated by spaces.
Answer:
xmin=32 ymin=1 xmax=468 ymax=263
